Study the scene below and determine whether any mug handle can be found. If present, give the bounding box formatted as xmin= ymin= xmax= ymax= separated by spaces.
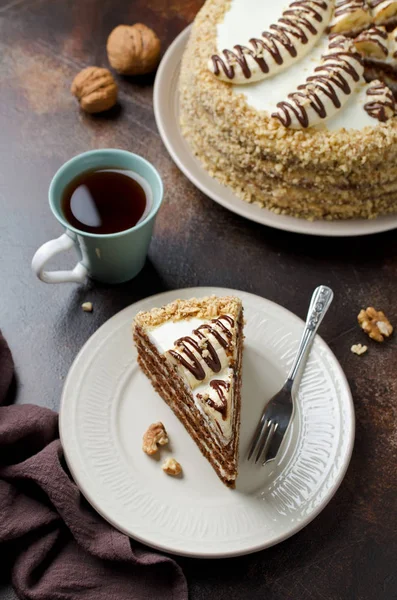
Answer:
xmin=32 ymin=232 xmax=88 ymax=284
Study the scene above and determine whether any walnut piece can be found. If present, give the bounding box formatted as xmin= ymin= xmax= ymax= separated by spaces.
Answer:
xmin=357 ymin=307 xmax=393 ymax=342
xmin=142 ymin=422 xmax=168 ymax=455
xmin=351 ymin=343 xmax=368 ymax=356
xmin=107 ymin=24 xmax=161 ymax=75
xmin=162 ymin=458 xmax=182 ymax=476
xmin=71 ymin=67 xmax=117 ymax=114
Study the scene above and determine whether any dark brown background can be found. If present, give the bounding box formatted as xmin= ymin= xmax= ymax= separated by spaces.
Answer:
xmin=1 ymin=0 xmax=397 ymax=598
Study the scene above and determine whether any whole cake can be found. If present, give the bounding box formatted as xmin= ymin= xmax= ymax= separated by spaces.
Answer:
xmin=179 ymin=0 xmax=397 ymax=220
xmin=133 ymin=295 xmax=244 ymax=487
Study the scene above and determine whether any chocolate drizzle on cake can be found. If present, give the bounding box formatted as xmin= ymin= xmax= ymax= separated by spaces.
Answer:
xmin=334 ymin=0 xmax=366 ymax=17
xmin=209 ymin=0 xmax=332 ymax=83
xmin=170 ymin=337 xmax=217 ymax=379
xmin=364 ymin=79 xmax=396 ymax=119
xmin=272 ymin=35 xmax=364 ymax=128
xmin=195 ymin=315 xmax=233 ymax=350
xmin=169 ymin=315 xmax=235 ymax=381
xmin=359 ymin=24 xmax=388 ymax=40
xmin=205 ymin=380 xmax=230 ymax=417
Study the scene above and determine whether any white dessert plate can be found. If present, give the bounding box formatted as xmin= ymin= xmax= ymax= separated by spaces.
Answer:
xmin=154 ymin=26 xmax=397 ymax=237
xmin=60 ymin=287 xmax=354 ymax=558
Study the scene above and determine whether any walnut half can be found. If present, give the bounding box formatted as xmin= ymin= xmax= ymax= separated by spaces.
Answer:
xmin=142 ymin=422 xmax=168 ymax=455
xmin=357 ymin=307 xmax=393 ymax=342
xmin=162 ymin=458 xmax=182 ymax=476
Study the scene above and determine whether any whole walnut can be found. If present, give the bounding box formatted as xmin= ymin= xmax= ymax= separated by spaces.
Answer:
xmin=107 ymin=23 xmax=161 ymax=75
xmin=71 ymin=67 xmax=118 ymax=114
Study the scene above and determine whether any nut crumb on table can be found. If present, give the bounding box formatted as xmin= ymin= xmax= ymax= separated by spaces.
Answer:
xmin=357 ymin=307 xmax=393 ymax=342
xmin=162 ymin=458 xmax=182 ymax=476
xmin=142 ymin=422 xmax=168 ymax=455
xmin=351 ymin=343 xmax=368 ymax=356
xmin=82 ymin=302 xmax=93 ymax=312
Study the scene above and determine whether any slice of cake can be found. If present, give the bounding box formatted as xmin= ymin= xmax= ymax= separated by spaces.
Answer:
xmin=133 ymin=295 xmax=244 ymax=487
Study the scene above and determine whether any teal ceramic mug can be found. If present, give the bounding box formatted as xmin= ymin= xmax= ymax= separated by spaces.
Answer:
xmin=32 ymin=149 xmax=163 ymax=284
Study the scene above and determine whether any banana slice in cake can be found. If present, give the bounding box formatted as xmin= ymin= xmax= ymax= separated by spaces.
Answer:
xmin=369 ymin=0 xmax=397 ymax=24
xmin=272 ymin=35 xmax=365 ymax=128
xmin=330 ymin=0 xmax=372 ymax=34
xmin=208 ymin=0 xmax=334 ymax=84
xmin=354 ymin=26 xmax=389 ymax=59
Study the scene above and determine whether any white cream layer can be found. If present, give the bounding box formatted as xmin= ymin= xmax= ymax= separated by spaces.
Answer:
xmin=148 ymin=317 xmax=235 ymax=444
xmin=148 ymin=318 xmax=204 ymax=354
xmin=216 ymin=0 xmax=378 ymax=130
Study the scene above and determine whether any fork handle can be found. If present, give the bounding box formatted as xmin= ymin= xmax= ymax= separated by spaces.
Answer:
xmin=287 ymin=286 xmax=334 ymax=385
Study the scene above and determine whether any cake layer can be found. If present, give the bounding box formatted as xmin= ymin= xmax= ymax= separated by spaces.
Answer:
xmin=135 ymin=332 xmax=237 ymax=452
xmin=136 ymin=340 xmax=238 ymax=484
xmin=181 ymin=95 xmax=397 ymax=218
xmin=138 ymin=355 xmax=234 ymax=485
xmin=134 ymin=317 xmax=243 ymax=486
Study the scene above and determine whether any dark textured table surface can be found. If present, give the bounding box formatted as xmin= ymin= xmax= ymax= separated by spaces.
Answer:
xmin=1 ymin=0 xmax=397 ymax=598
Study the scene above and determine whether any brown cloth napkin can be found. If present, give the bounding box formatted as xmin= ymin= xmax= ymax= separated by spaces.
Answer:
xmin=0 ymin=331 xmax=188 ymax=600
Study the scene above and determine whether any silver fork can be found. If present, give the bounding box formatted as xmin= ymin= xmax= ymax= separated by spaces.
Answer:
xmin=247 ymin=285 xmax=334 ymax=465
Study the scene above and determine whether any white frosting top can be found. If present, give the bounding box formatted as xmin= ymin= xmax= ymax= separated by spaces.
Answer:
xmin=148 ymin=318 xmax=204 ymax=353
xmin=216 ymin=0 xmax=379 ymax=130
xmin=148 ymin=316 xmax=237 ymax=445
xmin=210 ymin=0 xmax=333 ymax=83
xmin=217 ymin=0 xmax=287 ymax=53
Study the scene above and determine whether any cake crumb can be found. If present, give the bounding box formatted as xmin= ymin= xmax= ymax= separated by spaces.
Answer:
xmin=162 ymin=458 xmax=182 ymax=476
xmin=82 ymin=302 xmax=93 ymax=312
xmin=351 ymin=343 xmax=368 ymax=356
